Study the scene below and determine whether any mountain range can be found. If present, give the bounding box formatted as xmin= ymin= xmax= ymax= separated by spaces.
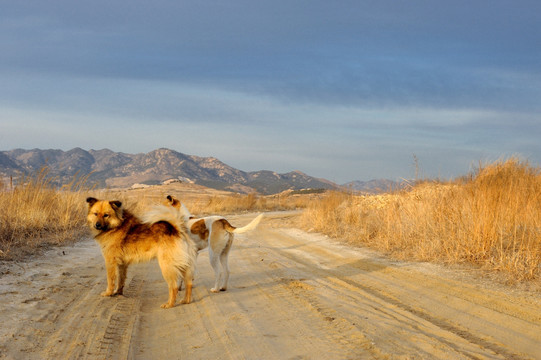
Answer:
xmin=0 ymin=148 xmax=399 ymax=195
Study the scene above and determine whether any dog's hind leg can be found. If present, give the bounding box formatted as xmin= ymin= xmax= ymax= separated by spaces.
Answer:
xmin=178 ymin=251 xmax=199 ymax=292
xmin=180 ymin=268 xmax=193 ymax=304
xmin=209 ymin=248 xmax=223 ymax=293
xmin=158 ymin=258 xmax=178 ymax=309
xmin=177 ymin=279 xmax=184 ymax=292
xmin=218 ymin=238 xmax=233 ymax=291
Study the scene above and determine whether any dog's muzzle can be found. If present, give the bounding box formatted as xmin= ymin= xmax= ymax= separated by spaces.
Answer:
xmin=94 ymin=222 xmax=107 ymax=231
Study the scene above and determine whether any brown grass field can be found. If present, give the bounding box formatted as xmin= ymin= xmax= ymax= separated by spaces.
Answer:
xmin=301 ymin=158 xmax=541 ymax=282
xmin=0 ymin=169 xmax=89 ymax=259
xmin=1 ymin=159 xmax=540 ymax=283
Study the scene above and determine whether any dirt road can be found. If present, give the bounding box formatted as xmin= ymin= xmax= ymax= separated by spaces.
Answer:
xmin=1 ymin=211 xmax=540 ymax=359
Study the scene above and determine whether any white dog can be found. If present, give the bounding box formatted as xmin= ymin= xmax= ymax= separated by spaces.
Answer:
xmin=166 ymin=195 xmax=263 ymax=292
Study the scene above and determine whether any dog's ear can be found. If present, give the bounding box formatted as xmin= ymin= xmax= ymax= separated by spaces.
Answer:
xmin=109 ymin=200 xmax=124 ymax=221
xmin=109 ymin=201 xmax=122 ymax=210
xmin=166 ymin=195 xmax=180 ymax=207
xmin=86 ymin=197 xmax=98 ymax=207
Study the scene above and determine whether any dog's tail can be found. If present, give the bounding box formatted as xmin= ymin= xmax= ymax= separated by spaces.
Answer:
xmin=224 ymin=213 xmax=264 ymax=234
xmin=142 ymin=205 xmax=187 ymax=234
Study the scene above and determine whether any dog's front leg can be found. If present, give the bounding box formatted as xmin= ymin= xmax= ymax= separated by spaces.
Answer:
xmin=101 ymin=261 xmax=117 ymax=296
xmin=116 ymin=264 xmax=128 ymax=295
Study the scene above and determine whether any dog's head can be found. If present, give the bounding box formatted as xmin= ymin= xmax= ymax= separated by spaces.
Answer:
xmin=165 ymin=195 xmax=193 ymax=221
xmin=86 ymin=197 xmax=124 ymax=234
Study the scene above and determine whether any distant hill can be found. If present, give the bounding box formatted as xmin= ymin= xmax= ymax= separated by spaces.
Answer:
xmin=0 ymin=148 xmax=342 ymax=195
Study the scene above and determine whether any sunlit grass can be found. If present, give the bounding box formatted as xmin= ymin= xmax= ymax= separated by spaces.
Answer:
xmin=0 ymin=168 xmax=89 ymax=259
xmin=300 ymin=159 xmax=541 ymax=281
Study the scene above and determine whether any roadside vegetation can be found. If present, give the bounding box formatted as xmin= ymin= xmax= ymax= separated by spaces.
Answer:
xmin=3 ymin=159 xmax=540 ymax=284
xmin=0 ymin=169 xmax=89 ymax=259
xmin=301 ymin=159 xmax=541 ymax=281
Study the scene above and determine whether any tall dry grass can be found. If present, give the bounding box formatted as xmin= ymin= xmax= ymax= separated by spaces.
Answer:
xmin=301 ymin=159 xmax=541 ymax=281
xmin=0 ymin=169 xmax=89 ymax=260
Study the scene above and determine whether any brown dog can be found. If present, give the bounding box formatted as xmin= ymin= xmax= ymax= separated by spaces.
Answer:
xmin=86 ymin=197 xmax=196 ymax=308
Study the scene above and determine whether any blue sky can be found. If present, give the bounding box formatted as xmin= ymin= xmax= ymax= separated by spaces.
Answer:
xmin=1 ymin=1 xmax=540 ymax=184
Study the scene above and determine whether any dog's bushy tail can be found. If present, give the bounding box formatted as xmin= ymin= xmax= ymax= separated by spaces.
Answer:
xmin=229 ymin=213 xmax=264 ymax=234
xmin=142 ymin=205 xmax=187 ymax=235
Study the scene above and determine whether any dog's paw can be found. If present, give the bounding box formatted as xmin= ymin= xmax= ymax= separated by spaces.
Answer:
xmin=210 ymin=287 xmax=220 ymax=293
xmin=160 ymin=302 xmax=175 ymax=309
xmin=101 ymin=291 xmax=114 ymax=297
xmin=180 ymin=298 xmax=191 ymax=304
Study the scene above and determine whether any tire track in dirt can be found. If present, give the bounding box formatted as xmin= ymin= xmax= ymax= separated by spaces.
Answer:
xmin=96 ymin=275 xmax=144 ymax=359
xmin=239 ymin=249 xmax=381 ymax=359
xmin=129 ymin=237 xmax=375 ymax=359
xmin=252 ymin=217 xmax=541 ymax=359
xmin=40 ymin=266 xmax=145 ymax=359
xmin=0 ymin=240 xmax=109 ymax=360
xmin=0 ymin=239 xmax=147 ymax=360
xmin=275 ymin=253 xmax=517 ymax=359
xmin=214 ymin=259 xmax=368 ymax=359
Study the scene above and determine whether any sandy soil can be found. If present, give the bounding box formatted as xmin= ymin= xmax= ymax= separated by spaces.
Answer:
xmin=1 ymin=211 xmax=540 ymax=359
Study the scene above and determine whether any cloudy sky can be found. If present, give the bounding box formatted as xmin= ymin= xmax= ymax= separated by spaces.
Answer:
xmin=1 ymin=1 xmax=540 ymax=184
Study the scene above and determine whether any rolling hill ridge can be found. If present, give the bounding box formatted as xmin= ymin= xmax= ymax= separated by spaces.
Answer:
xmin=0 ymin=148 xmax=341 ymax=194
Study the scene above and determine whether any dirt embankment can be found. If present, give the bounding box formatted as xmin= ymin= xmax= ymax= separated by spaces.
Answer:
xmin=1 ymin=212 xmax=540 ymax=359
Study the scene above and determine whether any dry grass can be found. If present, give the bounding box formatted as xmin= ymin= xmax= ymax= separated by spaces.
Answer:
xmin=301 ymin=159 xmax=541 ymax=281
xmin=186 ymin=191 xmax=314 ymax=215
xmin=0 ymin=169 xmax=89 ymax=260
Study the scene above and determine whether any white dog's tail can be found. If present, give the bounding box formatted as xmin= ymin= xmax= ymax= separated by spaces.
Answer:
xmin=227 ymin=213 xmax=264 ymax=234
